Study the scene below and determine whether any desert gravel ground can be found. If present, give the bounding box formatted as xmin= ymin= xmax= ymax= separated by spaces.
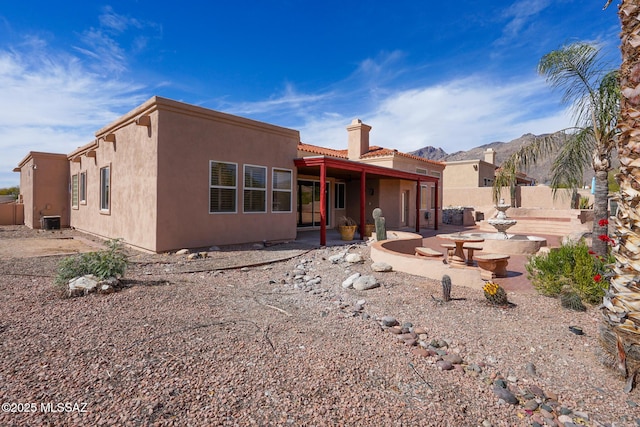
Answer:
xmin=0 ymin=226 xmax=639 ymax=426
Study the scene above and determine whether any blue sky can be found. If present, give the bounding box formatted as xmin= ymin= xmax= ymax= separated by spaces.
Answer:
xmin=0 ymin=1 xmax=620 ymax=188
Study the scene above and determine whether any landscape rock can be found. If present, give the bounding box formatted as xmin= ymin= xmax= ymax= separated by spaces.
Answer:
xmin=68 ymin=274 xmax=99 ymax=296
xmin=328 ymin=252 xmax=346 ymax=263
xmin=175 ymin=249 xmax=189 ymax=255
xmin=436 ymin=360 xmax=454 ymax=371
xmin=341 ymin=273 xmax=361 ymax=289
xmin=345 ymin=253 xmax=364 ymax=264
xmin=371 ymin=262 xmax=392 ymax=272
xmin=492 ymin=386 xmax=518 ymax=405
xmin=381 ymin=316 xmax=399 ymax=327
xmin=353 ymin=275 xmax=379 ymax=291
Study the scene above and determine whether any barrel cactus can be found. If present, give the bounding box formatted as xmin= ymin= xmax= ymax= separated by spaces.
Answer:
xmin=560 ymin=286 xmax=587 ymax=312
xmin=483 ymin=281 xmax=508 ymax=305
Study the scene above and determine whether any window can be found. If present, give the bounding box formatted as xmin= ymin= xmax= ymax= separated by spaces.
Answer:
xmin=420 ymin=185 xmax=428 ymax=210
xmin=335 ymin=182 xmax=345 ymax=209
xmin=416 ymin=167 xmax=428 ymax=175
xmin=243 ymin=165 xmax=266 ymax=213
xmin=430 ymin=185 xmax=436 ymax=208
xmin=100 ymin=166 xmax=110 ymax=211
xmin=430 ymin=171 xmax=441 ymax=178
xmin=272 ymin=168 xmax=292 ymax=212
xmin=71 ymin=174 xmax=79 ymax=208
xmin=79 ymin=172 xmax=87 ymax=204
xmin=210 ymin=161 xmax=237 ymax=213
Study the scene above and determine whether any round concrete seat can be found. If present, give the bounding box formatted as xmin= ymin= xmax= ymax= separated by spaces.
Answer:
xmin=475 ymin=253 xmax=510 ymax=279
xmin=415 ymin=247 xmax=444 ymax=258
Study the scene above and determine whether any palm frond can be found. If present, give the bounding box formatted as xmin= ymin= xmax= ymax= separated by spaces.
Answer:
xmin=549 ymin=128 xmax=594 ymax=193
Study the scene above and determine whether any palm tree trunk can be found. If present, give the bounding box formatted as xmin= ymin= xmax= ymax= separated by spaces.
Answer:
xmin=600 ymin=0 xmax=640 ymax=391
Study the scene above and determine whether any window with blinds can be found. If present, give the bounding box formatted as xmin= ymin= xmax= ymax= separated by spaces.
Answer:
xmin=71 ymin=174 xmax=79 ymax=208
xmin=272 ymin=168 xmax=292 ymax=212
xmin=79 ymin=172 xmax=87 ymax=204
xmin=100 ymin=166 xmax=110 ymax=211
xmin=210 ymin=161 xmax=237 ymax=213
xmin=244 ymin=165 xmax=266 ymax=213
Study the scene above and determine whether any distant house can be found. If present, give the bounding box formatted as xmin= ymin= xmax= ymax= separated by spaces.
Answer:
xmin=442 ymin=148 xmax=534 ymax=208
xmin=14 ymin=97 xmax=442 ymax=252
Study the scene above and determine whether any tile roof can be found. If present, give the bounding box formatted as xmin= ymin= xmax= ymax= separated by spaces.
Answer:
xmin=298 ymin=142 xmax=444 ymax=166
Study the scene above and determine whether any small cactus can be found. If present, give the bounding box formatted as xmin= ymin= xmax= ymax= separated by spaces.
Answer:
xmin=442 ymin=275 xmax=452 ymax=302
xmin=483 ymin=281 xmax=508 ymax=305
xmin=372 ymin=208 xmax=387 ymax=241
xmin=560 ymin=286 xmax=587 ymax=311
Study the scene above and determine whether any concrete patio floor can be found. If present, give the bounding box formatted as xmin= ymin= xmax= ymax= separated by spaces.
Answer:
xmin=296 ymin=224 xmax=563 ymax=294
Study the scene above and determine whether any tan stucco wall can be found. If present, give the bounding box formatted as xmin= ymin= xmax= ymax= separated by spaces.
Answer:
xmin=69 ymin=97 xmax=300 ymax=253
xmin=359 ymin=156 xmax=444 ymax=228
xmin=443 ymin=160 xmax=496 ymax=188
xmin=70 ymin=112 xmax=159 ymax=251
xmin=0 ymin=203 xmax=24 ymax=225
xmin=17 ymin=152 xmax=69 ymax=229
xmin=154 ymin=100 xmax=299 ymax=251
xmin=443 ymin=185 xmax=594 ymax=213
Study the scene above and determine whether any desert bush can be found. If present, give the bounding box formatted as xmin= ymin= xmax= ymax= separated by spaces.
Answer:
xmin=526 ymin=240 xmax=612 ymax=304
xmin=55 ymin=239 xmax=128 ymax=286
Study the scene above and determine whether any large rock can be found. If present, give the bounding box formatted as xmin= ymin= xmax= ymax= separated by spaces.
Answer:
xmin=371 ymin=262 xmax=392 ymax=272
xmin=353 ymin=275 xmax=379 ymax=291
xmin=68 ymin=275 xmax=99 ymax=296
xmin=345 ymin=253 xmax=364 ymax=264
xmin=342 ymin=273 xmax=361 ymax=289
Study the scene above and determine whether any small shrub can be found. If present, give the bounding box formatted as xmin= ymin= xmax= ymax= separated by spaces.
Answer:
xmin=526 ymin=240 xmax=612 ymax=304
xmin=55 ymin=239 xmax=128 ymax=286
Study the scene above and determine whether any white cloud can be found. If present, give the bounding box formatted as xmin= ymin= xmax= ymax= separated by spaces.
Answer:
xmin=0 ymin=42 xmax=148 ymax=188
xmin=298 ymin=76 xmax=572 ymax=155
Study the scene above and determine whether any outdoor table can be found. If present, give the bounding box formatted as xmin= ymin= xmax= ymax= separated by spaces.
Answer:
xmin=436 ymin=233 xmax=485 ymax=266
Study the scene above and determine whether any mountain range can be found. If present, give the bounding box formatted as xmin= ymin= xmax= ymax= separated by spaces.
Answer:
xmin=410 ymin=132 xmax=598 ymax=186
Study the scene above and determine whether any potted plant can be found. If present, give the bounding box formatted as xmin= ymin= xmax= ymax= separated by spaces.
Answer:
xmin=364 ymin=222 xmax=375 ymax=238
xmin=337 ymin=216 xmax=357 ymax=241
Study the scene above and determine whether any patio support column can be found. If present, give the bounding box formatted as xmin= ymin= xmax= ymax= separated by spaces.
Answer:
xmin=415 ymin=180 xmax=420 ymax=232
xmin=320 ymin=163 xmax=327 ymax=246
xmin=434 ymin=180 xmax=439 ymax=230
xmin=360 ymin=170 xmax=366 ymax=240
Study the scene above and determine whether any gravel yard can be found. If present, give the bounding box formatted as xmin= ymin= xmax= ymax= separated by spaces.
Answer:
xmin=0 ymin=226 xmax=639 ymax=426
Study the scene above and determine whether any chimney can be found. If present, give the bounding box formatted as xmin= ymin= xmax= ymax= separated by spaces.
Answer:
xmin=484 ymin=148 xmax=496 ymax=165
xmin=347 ymin=119 xmax=372 ymax=160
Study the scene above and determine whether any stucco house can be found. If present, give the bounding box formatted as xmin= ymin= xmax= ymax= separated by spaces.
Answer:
xmin=14 ymin=96 xmax=443 ymax=252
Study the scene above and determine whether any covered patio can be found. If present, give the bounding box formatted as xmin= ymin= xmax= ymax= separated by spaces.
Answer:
xmin=294 ymin=156 xmax=440 ymax=246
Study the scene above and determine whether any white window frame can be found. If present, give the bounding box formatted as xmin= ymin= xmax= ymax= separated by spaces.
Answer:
xmin=209 ymin=161 xmax=238 ymax=214
xmin=272 ymin=168 xmax=293 ymax=213
xmin=71 ymin=174 xmax=79 ymax=209
xmin=243 ymin=164 xmax=267 ymax=213
xmin=79 ymin=171 xmax=87 ymax=204
xmin=416 ymin=167 xmax=428 ymax=175
xmin=100 ymin=165 xmax=110 ymax=213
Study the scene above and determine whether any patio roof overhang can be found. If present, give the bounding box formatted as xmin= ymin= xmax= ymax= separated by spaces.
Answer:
xmin=294 ymin=156 xmax=439 ymax=245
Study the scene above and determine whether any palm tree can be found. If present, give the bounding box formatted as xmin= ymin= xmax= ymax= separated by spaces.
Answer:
xmin=600 ymin=0 xmax=640 ymax=392
xmin=493 ymin=42 xmax=619 ymax=258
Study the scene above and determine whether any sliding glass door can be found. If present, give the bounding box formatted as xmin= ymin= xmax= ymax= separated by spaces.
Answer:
xmin=297 ymin=180 xmax=329 ymax=227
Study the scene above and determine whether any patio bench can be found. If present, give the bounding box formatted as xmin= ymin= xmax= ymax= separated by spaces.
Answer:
xmin=415 ymin=247 xmax=444 ymax=258
xmin=475 ymin=253 xmax=510 ymax=280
